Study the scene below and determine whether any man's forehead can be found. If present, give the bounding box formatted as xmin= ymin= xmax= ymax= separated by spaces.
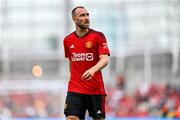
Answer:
xmin=75 ymin=8 xmax=88 ymax=14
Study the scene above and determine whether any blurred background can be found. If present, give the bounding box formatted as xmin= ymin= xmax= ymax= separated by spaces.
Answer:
xmin=0 ymin=0 xmax=180 ymax=119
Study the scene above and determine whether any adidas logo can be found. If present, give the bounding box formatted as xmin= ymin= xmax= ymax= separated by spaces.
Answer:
xmin=97 ymin=110 xmax=101 ymax=114
xmin=70 ymin=45 xmax=74 ymax=48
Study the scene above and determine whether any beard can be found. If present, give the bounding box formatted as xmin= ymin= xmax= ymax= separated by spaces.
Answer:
xmin=77 ymin=22 xmax=90 ymax=29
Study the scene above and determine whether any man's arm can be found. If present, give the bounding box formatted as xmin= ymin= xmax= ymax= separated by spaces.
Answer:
xmin=81 ymin=54 xmax=109 ymax=80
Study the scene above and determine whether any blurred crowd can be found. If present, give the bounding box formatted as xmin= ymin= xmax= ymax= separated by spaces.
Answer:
xmin=0 ymin=78 xmax=180 ymax=119
xmin=0 ymin=91 xmax=62 ymax=118
xmin=106 ymin=75 xmax=180 ymax=118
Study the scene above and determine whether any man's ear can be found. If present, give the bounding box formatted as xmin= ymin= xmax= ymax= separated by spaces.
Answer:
xmin=72 ymin=18 xmax=77 ymax=24
xmin=72 ymin=16 xmax=76 ymax=22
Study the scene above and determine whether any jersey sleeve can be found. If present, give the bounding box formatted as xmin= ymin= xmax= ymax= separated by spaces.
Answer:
xmin=63 ymin=38 xmax=70 ymax=58
xmin=98 ymin=32 xmax=110 ymax=56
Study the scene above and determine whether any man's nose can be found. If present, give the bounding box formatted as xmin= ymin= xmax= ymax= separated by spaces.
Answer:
xmin=85 ymin=15 xmax=89 ymax=19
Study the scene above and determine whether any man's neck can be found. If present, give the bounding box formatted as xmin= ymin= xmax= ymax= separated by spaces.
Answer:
xmin=76 ymin=27 xmax=89 ymax=37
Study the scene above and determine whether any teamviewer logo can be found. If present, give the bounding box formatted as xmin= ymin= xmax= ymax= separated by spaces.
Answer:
xmin=86 ymin=53 xmax=93 ymax=61
xmin=71 ymin=53 xmax=94 ymax=61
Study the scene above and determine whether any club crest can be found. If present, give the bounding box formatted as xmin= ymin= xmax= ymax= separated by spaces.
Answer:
xmin=85 ymin=41 xmax=93 ymax=48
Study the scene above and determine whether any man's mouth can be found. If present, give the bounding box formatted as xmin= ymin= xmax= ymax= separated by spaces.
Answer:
xmin=85 ymin=22 xmax=89 ymax=24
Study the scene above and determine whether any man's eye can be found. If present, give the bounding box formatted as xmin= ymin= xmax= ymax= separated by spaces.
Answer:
xmin=80 ymin=14 xmax=85 ymax=17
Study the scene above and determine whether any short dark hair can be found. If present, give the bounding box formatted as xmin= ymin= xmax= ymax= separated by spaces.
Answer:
xmin=71 ymin=6 xmax=85 ymax=17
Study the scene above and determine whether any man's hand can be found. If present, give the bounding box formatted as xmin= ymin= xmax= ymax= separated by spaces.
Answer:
xmin=81 ymin=68 xmax=95 ymax=80
xmin=81 ymin=54 xmax=109 ymax=80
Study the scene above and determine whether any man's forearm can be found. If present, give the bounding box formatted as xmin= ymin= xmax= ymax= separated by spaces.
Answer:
xmin=91 ymin=54 xmax=109 ymax=73
xmin=81 ymin=54 xmax=109 ymax=80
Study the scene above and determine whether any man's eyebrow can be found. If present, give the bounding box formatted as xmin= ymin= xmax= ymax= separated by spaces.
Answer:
xmin=79 ymin=13 xmax=89 ymax=16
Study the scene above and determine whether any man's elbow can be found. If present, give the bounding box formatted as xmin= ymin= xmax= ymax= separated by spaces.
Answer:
xmin=99 ymin=54 xmax=109 ymax=66
xmin=104 ymin=55 xmax=109 ymax=66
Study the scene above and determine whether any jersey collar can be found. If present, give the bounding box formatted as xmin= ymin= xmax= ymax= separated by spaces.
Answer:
xmin=74 ymin=28 xmax=91 ymax=38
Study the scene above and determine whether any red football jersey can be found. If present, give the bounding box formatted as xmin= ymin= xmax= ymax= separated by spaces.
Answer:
xmin=63 ymin=29 xmax=110 ymax=95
